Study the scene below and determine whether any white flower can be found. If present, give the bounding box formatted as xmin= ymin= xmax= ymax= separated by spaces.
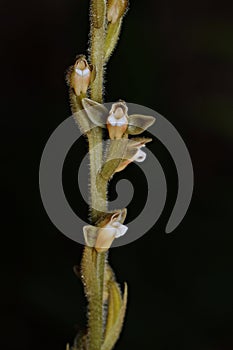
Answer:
xmin=70 ymin=56 xmax=94 ymax=96
xmin=80 ymin=98 xmax=156 ymax=137
xmin=107 ymin=106 xmax=128 ymax=126
xmin=114 ymin=138 xmax=151 ymax=173
xmin=83 ymin=210 xmax=128 ymax=252
xmin=107 ymin=102 xmax=128 ymax=139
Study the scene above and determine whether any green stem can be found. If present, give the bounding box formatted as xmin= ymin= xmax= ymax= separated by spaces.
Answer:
xmin=85 ymin=129 xmax=108 ymax=350
xmin=83 ymin=1 xmax=108 ymax=349
xmin=90 ymin=0 xmax=106 ymax=103
xmin=81 ymin=247 xmax=104 ymax=350
xmin=96 ymin=251 xmax=107 ymax=303
xmin=87 ymin=127 xmax=107 ymax=222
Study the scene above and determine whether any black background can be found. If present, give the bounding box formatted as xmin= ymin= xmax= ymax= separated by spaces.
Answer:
xmin=1 ymin=0 xmax=233 ymax=349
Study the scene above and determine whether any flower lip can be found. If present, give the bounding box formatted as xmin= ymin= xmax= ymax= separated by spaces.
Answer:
xmin=75 ymin=67 xmax=90 ymax=77
xmin=75 ymin=58 xmax=90 ymax=76
xmin=112 ymin=223 xmax=128 ymax=238
xmin=107 ymin=113 xmax=127 ymax=127
xmin=132 ymin=148 xmax=147 ymax=162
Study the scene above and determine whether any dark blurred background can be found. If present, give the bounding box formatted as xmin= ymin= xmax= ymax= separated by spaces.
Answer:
xmin=1 ymin=0 xmax=233 ymax=349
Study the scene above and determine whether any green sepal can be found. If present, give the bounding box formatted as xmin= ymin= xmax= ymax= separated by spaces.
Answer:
xmin=127 ymin=114 xmax=156 ymax=135
xmin=82 ymin=98 xmax=108 ymax=128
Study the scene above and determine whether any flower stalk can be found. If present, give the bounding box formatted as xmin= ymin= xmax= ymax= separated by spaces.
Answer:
xmin=65 ymin=1 xmax=155 ymax=350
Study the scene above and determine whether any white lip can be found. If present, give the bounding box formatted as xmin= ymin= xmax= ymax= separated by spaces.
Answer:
xmin=75 ymin=67 xmax=90 ymax=76
xmin=114 ymin=224 xmax=128 ymax=238
xmin=83 ymin=222 xmax=128 ymax=248
xmin=133 ymin=149 xmax=147 ymax=162
xmin=102 ymin=222 xmax=128 ymax=238
xmin=108 ymin=114 xmax=128 ymax=126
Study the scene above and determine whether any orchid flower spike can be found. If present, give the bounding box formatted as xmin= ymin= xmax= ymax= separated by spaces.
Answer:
xmin=70 ymin=55 xmax=95 ymax=96
xmin=107 ymin=101 xmax=129 ymax=139
xmin=83 ymin=209 xmax=127 ymax=252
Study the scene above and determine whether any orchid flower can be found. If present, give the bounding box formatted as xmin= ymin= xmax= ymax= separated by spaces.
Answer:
xmin=83 ymin=209 xmax=127 ymax=252
xmin=81 ymin=98 xmax=156 ymax=138
xmin=114 ymin=138 xmax=151 ymax=172
xmin=69 ymin=56 xmax=95 ymax=96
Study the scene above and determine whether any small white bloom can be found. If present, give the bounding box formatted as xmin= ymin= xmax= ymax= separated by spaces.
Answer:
xmin=103 ymin=221 xmax=128 ymax=238
xmin=132 ymin=148 xmax=147 ymax=163
xmin=114 ymin=138 xmax=151 ymax=173
xmin=95 ymin=216 xmax=128 ymax=252
xmin=107 ymin=113 xmax=128 ymax=127
xmin=70 ymin=56 xmax=93 ymax=96
xmin=107 ymin=102 xmax=128 ymax=139
xmin=83 ymin=210 xmax=128 ymax=252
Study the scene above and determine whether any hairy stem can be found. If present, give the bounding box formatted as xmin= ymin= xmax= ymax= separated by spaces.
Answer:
xmin=87 ymin=127 xmax=107 ymax=222
xmin=88 ymin=0 xmax=107 ymax=220
xmin=90 ymin=0 xmax=106 ymax=103
xmin=83 ymin=1 xmax=108 ymax=349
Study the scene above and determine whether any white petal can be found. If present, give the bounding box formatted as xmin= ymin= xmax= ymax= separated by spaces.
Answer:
xmin=102 ymin=222 xmax=128 ymax=238
xmin=107 ymin=114 xmax=117 ymax=126
xmin=107 ymin=114 xmax=128 ymax=127
xmin=116 ymin=116 xmax=128 ymax=126
xmin=111 ymin=221 xmax=121 ymax=228
xmin=115 ymin=224 xmax=128 ymax=238
xmin=75 ymin=67 xmax=90 ymax=76
xmin=133 ymin=149 xmax=147 ymax=162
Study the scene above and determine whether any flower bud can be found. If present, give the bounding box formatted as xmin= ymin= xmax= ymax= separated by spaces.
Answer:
xmin=107 ymin=0 xmax=128 ymax=24
xmin=107 ymin=101 xmax=128 ymax=139
xmin=70 ymin=56 xmax=94 ymax=96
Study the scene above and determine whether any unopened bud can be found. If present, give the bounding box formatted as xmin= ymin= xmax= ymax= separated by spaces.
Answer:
xmin=107 ymin=0 xmax=128 ymax=24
